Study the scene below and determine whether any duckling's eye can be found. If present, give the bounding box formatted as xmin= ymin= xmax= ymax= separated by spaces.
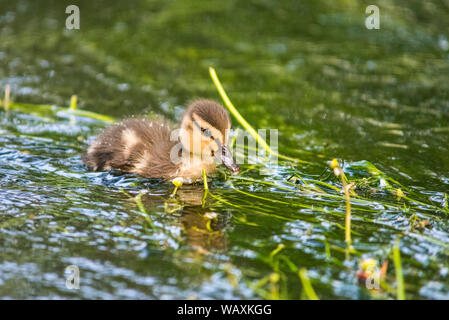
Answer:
xmin=193 ymin=121 xmax=214 ymax=139
xmin=201 ymin=128 xmax=213 ymax=139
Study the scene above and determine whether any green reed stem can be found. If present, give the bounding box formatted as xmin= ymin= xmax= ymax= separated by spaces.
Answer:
xmin=120 ymin=189 xmax=155 ymax=229
xmin=69 ymin=95 xmax=77 ymax=111
xmin=393 ymin=238 xmax=406 ymax=300
xmin=135 ymin=192 xmax=147 ymax=214
xmin=202 ymin=169 xmax=208 ymax=191
xmin=202 ymin=169 xmax=209 ymax=207
xmin=298 ymin=268 xmax=319 ymax=300
xmin=209 ymin=67 xmax=301 ymax=163
xmin=269 ymin=243 xmax=285 ymax=262
xmin=4 ymin=85 xmax=10 ymax=110
xmin=330 ymin=159 xmax=352 ymax=247
xmin=171 ymin=186 xmax=179 ymax=197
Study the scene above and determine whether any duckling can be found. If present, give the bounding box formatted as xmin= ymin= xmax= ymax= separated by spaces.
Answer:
xmin=82 ymin=99 xmax=239 ymax=183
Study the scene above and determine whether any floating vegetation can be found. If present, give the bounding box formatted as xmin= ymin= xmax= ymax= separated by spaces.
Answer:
xmin=0 ymin=89 xmax=114 ymax=123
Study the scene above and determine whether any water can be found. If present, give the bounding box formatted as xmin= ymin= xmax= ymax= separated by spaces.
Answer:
xmin=0 ymin=0 xmax=448 ymax=299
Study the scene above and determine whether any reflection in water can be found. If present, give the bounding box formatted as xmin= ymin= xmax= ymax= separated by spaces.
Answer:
xmin=136 ymin=185 xmax=230 ymax=254
xmin=180 ymin=207 xmax=229 ymax=253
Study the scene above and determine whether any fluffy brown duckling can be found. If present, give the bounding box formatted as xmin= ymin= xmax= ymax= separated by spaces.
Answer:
xmin=82 ymin=99 xmax=239 ymax=183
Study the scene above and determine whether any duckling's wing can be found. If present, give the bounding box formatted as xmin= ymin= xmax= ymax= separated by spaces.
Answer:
xmin=83 ymin=118 xmax=178 ymax=179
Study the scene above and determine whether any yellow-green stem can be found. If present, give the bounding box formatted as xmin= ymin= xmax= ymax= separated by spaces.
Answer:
xmin=4 ymin=85 xmax=10 ymax=110
xmin=171 ymin=186 xmax=179 ymax=197
xmin=298 ymin=268 xmax=319 ymax=300
xmin=203 ymin=169 xmax=208 ymax=191
xmin=69 ymin=95 xmax=77 ymax=111
xmin=342 ymin=178 xmax=352 ymax=247
xmin=393 ymin=239 xmax=406 ymax=300
xmin=331 ymin=160 xmax=352 ymax=247
xmin=209 ymin=67 xmax=300 ymax=163
xmin=202 ymin=169 xmax=209 ymax=207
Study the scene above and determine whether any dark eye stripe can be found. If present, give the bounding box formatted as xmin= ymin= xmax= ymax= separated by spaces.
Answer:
xmin=193 ymin=121 xmax=213 ymax=139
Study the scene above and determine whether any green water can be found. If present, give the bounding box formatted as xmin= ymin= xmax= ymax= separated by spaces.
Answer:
xmin=1 ymin=0 xmax=449 ymax=299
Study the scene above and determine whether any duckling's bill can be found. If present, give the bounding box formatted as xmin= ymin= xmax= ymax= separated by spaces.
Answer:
xmin=216 ymin=145 xmax=239 ymax=174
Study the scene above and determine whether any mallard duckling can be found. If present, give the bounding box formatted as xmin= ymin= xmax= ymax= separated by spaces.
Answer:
xmin=82 ymin=99 xmax=239 ymax=183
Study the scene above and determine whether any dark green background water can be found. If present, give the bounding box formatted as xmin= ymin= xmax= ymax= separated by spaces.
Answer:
xmin=0 ymin=0 xmax=448 ymax=299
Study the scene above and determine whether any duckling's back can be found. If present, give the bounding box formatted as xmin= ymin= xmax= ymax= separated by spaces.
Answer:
xmin=83 ymin=117 xmax=179 ymax=179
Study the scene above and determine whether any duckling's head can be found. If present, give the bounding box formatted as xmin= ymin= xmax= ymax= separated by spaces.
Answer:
xmin=180 ymin=99 xmax=239 ymax=174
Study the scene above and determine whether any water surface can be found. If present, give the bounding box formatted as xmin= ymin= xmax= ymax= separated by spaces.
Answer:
xmin=0 ymin=0 xmax=449 ymax=299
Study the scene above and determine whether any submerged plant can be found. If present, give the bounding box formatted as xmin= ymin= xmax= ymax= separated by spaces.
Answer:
xmin=330 ymin=158 xmax=353 ymax=248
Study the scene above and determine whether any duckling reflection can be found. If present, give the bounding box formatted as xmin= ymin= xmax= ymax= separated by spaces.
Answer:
xmin=125 ymin=185 xmax=231 ymax=253
xmin=179 ymin=206 xmax=230 ymax=253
